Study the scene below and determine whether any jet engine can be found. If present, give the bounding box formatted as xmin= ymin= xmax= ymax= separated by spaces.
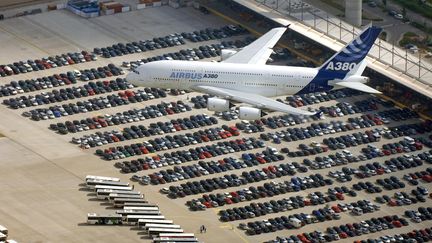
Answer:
xmin=207 ymin=97 xmax=233 ymax=112
xmin=239 ymin=107 xmax=266 ymax=120
xmin=342 ymin=75 xmax=369 ymax=84
xmin=220 ymin=49 xmax=238 ymax=61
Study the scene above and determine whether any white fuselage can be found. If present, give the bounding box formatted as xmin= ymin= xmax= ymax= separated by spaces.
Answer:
xmin=127 ymin=60 xmax=328 ymax=97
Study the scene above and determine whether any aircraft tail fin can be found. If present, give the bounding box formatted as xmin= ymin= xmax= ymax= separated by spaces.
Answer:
xmin=318 ymin=25 xmax=381 ymax=77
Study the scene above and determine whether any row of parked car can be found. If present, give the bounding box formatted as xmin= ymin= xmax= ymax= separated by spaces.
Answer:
xmin=259 ymin=113 xmax=383 ymax=147
xmin=101 ymin=135 xmax=264 ymax=162
xmin=219 ymin=186 xmax=375 ymax=222
xmin=375 ymin=186 xmax=430 ymax=207
xmin=24 ymin=88 xmax=167 ymax=121
xmin=76 ymin=120 xmax=233 ymax=148
xmin=0 ymin=51 xmax=97 ymax=77
xmin=403 ymin=166 xmax=432 ymax=186
xmin=143 ymin=148 xmax=285 ymax=185
xmin=72 ymin=115 xmax=219 ymax=148
xmin=0 ymin=64 xmax=123 ymax=98
xmin=0 ymin=25 xmax=247 ymax=78
xmin=125 ymin=37 xmax=253 ymax=69
xmin=243 ymin=207 xmax=341 ymax=235
xmin=49 ymin=99 xmax=191 ymax=135
xmin=96 ymin=123 xmax=241 ymax=157
xmin=94 ymin=24 xmax=247 ymax=59
xmin=187 ymin=174 xmax=332 ymax=210
xmin=159 ymin=159 xmax=306 ymax=198
xmin=286 ymin=89 xmax=362 ymax=108
xmin=405 ymin=206 xmax=432 ymax=223
xmin=303 ymin=150 xmax=363 ymax=170
xmin=0 ymin=30 xmax=251 ymax=100
xmin=114 ymin=138 xmax=264 ymax=174
xmin=73 ymin=113 xmax=217 ymax=145
xmin=270 ymin=215 xmax=409 ymax=243
xmin=357 ymin=227 xmax=432 ymax=243
xmin=3 ymin=78 xmax=133 ymax=109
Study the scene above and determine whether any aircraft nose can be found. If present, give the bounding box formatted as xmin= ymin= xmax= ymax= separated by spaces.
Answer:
xmin=125 ymin=71 xmax=140 ymax=87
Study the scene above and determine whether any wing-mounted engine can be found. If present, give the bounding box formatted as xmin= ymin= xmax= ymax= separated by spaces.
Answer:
xmin=238 ymin=107 xmax=267 ymax=120
xmin=220 ymin=49 xmax=238 ymax=61
xmin=207 ymin=97 xmax=234 ymax=112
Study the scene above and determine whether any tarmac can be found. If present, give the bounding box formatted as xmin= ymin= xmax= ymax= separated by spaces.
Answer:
xmin=0 ymin=4 xmax=431 ymax=243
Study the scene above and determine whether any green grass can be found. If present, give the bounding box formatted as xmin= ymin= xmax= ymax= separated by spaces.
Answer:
xmin=392 ymin=0 xmax=432 ymax=20
xmin=399 ymin=33 xmax=416 ymax=47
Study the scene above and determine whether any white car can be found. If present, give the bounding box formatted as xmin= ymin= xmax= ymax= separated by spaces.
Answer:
xmin=394 ymin=13 xmax=403 ymax=20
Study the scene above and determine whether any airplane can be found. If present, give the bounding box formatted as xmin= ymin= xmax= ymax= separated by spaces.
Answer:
xmin=126 ymin=25 xmax=382 ymax=120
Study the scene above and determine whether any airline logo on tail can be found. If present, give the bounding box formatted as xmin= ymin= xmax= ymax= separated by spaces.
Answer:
xmin=296 ymin=25 xmax=382 ymax=95
xmin=320 ymin=26 xmax=381 ymax=74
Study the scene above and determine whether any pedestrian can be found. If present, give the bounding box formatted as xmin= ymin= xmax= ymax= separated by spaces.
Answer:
xmin=200 ymin=225 xmax=204 ymax=233
xmin=203 ymin=225 xmax=207 ymax=233
xmin=132 ymin=184 xmax=134 ymax=190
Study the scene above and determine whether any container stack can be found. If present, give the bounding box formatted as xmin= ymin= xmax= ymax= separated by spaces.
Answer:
xmin=67 ymin=0 xmax=100 ymax=18
xmin=100 ymin=1 xmax=130 ymax=15
xmin=137 ymin=0 xmax=162 ymax=10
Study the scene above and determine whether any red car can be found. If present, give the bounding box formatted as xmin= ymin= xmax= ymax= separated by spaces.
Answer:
xmin=392 ymin=220 xmax=402 ymax=228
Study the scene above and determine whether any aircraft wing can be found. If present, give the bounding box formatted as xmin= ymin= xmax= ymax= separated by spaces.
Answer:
xmin=194 ymin=85 xmax=316 ymax=116
xmin=223 ymin=26 xmax=288 ymax=65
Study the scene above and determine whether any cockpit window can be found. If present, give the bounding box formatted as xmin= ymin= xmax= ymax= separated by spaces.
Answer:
xmin=131 ymin=68 xmax=140 ymax=74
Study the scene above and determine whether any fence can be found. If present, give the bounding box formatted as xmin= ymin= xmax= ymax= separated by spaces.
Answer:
xmin=256 ymin=0 xmax=432 ymax=88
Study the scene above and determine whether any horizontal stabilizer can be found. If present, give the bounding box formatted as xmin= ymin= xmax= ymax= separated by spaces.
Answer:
xmin=335 ymin=81 xmax=381 ymax=94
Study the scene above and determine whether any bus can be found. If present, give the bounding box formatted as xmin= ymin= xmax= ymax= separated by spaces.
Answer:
xmin=144 ymin=224 xmax=181 ymax=231
xmin=86 ymin=179 xmax=130 ymax=189
xmin=148 ymin=228 xmax=184 ymax=237
xmin=87 ymin=213 xmax=122 ymax=225
xmin=94 ymin=185 xmax=133 ymax=192
xmin=113 ymin=198 xmax=149 ymax=207
xmin=108 ymin=193 xmax=143 ymax=202
xmin=153 ymin=237 xmax=199 ymax=243
xmin=123 ymin=202 xmax=156 ymax=207
xmin=96 ymin=189 xmax=140 ymax=200
xmin=123 ymin=206 xmax=159 ymax=211
xmin=0 ymin=225 xmax=8 ymax=236
xmin=86 ymin=175 xmax=120 ymax=182
xmin=138 ymin=219 xmax=174 ymax=229
xmin=158 ymin=233 xmax=195 ymax=238
xmin=116 ymin=210 xmax=161 ymax=219
xmin=126 ymin=215 xmax=165 ymax=225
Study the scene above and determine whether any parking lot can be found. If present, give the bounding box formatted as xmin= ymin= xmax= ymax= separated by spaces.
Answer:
xmin=0 ymin=4 xmax=432 ymax=243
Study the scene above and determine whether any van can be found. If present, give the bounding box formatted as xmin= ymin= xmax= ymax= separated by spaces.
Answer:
xmin=352 ymin=207 xmax=363 ymax=215
xmin=289 ymin=217 xmax=302 ymax=228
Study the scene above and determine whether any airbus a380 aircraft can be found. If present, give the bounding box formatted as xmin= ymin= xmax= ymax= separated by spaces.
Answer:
xmin=126 ymin=25 xmax=382 ymax=120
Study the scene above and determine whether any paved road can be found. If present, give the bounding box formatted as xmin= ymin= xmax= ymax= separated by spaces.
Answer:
xmin=362 ymin=2 xmax=427 ymax=44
